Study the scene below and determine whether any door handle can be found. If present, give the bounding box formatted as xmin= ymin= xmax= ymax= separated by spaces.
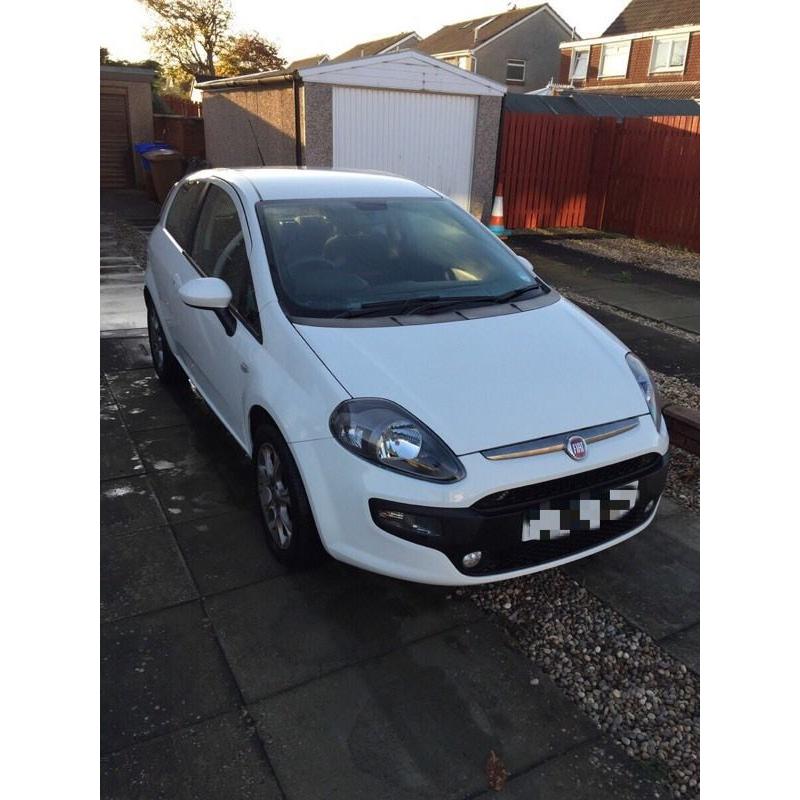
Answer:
xmin=240 ymin=362 xmax=249 ymax=373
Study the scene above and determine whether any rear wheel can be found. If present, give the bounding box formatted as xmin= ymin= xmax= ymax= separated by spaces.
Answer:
xmin=147 ymin=301 xmax=184 ymax=384
xmin=254 ymin=423 xmax=326 ymax=568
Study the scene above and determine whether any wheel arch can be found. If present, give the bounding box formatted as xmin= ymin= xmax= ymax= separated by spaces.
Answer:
xmin=248 ymin=404 xmax=285 ymax=456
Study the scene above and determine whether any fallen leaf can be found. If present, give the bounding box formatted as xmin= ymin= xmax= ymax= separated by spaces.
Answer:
xmin=485 ymin=749 xmax=508 ymax=792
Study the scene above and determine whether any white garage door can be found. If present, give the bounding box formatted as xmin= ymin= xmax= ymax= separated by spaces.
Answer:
xmin=332 ymin=87 xmax=477 ymax=210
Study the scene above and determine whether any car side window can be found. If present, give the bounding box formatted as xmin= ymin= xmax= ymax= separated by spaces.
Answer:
xmin=165 ymin=181 xmax=206 ymax=250
xmin=190 ymin=185 xmax=262 ymax=339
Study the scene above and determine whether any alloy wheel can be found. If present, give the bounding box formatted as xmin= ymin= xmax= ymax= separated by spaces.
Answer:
xmin=257 ymin=442 xmax=293 ymax=549
xmin=148 ymin=307 xmax=165 ymax=373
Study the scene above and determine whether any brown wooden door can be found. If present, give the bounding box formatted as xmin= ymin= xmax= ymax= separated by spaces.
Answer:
xmin=100 ymin=91 xmax=133 ymax=188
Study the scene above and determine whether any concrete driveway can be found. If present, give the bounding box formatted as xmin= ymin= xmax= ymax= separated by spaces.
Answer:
xmin=100 ymin=331 xmax=693 ymax=799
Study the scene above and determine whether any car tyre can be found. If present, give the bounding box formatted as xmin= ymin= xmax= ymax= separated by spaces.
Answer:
xmin=253 ymin=423 xmax=326 ymax=568
xmin=147 ymin=300 xmax=185 ymax=385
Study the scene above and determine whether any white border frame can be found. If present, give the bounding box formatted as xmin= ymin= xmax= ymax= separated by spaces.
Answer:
xmin=506 ymin=58 xmax=527 ymax=84
xmin=569 ymin=47 xmax=590 ymax=80
xmin=598 ymin=40 xmax=631 ymax=78
xmin=649 ymin=32 xmax=690 ymax=74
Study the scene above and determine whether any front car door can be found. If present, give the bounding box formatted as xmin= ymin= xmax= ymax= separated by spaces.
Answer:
xmin=178 ymin=180 xmax=264 ymax=448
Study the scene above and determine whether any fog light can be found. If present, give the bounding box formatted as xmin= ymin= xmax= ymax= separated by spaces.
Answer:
xmin=374 ymin=509 xmax=441 ymax=538
xmin=462 ymin=551 xmax=482 ymax=569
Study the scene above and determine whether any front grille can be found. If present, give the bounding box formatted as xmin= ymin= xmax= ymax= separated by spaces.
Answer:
xmin=463 ymin=503 xmax=653 ymax=576
xmin=472 ymin=453 xmax=662 ymax=512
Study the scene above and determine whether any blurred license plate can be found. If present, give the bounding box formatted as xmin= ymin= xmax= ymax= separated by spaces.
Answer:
xmin=521 ymin=482 xmax=640 ymax=542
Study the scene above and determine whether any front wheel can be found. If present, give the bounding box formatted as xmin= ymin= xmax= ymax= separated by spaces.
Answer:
xmin=254 ymin=423 xmax=326 ymax=568
xmin=147 ymin=301 xmax=185 ymax=384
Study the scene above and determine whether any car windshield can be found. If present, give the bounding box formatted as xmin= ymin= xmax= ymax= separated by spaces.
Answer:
xmin=256 ymin=197 xmax=542 ymax=318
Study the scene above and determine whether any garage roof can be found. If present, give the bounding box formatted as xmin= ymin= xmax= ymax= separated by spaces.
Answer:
xmin=505 ymin=93 xmax=699 ymax=117
xmin=299 ymin=50 xmax=506 ymax=96
xmin=198 ymin=51 xmax=506 ymax=97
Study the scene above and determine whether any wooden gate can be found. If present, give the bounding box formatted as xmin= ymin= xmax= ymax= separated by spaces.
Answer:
xmin=100 ymin=91 xmax=134 ymax=189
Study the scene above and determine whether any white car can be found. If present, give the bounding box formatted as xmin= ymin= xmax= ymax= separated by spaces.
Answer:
xmin=145 ymin=168 xmax=668 ymax=586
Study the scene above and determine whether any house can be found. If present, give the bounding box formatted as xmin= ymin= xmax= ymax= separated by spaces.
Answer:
xmin=416 ymin=4 xmax=576 ymax=94
xmin=287 ymin=54 xmax=330 ymax=70
xmin=558 ymin=0 xmax=699 ymax=99
xmin=330 ymin=32 xmax=421 ymax=63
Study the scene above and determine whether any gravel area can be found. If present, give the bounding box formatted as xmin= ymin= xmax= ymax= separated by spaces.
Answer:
xmin=652 ymin=370 xmax=699 ymax=411
xmin=537 ymin=229 xmax=699 ymax=282
xmin=563 ymin=290 xmax=700 ymax=345
xmin=462 ymin=570 xmax=699 ymax=799
xmin=664 ymin=448 xmax=699 ymax=513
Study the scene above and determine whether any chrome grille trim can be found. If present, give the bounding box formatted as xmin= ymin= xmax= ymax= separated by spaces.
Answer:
xmin=481 ymin=417 xmax=641 ymax=461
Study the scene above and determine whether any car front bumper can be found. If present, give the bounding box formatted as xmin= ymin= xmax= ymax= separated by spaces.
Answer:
xmin=291 ymin=414 xmax=669 ymax=585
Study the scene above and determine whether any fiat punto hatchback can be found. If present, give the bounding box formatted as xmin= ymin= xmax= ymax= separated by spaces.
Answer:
xmin=145 ymin=168 xmax=668 ymax=585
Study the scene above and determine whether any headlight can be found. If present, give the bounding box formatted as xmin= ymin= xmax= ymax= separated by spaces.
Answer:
xmin=329 ymin=398 xmax=466 ymax=483
xmin=626 ymin=353 xmax=662 ymax=431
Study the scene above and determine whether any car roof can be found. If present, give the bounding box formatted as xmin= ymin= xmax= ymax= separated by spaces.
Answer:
xmin=198 ymin=167 xmax=441 ymax=201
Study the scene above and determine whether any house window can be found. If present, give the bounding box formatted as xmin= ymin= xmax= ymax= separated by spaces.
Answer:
xmin=506 ymin=59 xmax=526 ymax=83
xmin=457 ymin=55 xmax=475 ymax=72
xmin=598 ymin=41 xmax=630 ymax=77
xmin=569 ymin=48 xmax=589 ymax=80
xmin=649 ymin=34 xmax=689 ymax=73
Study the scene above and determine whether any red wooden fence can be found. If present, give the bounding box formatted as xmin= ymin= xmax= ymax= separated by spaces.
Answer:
xmin=497 ymin=112 xmax=699 ymax=251
xmin=153 ymin=115 xmax=206 ymax=160
xmin=160 ymin=94 xmax=203 ymax=117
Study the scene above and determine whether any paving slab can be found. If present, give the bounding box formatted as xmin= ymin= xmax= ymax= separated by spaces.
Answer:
xmin=206 ymin=563 xmax=483 ymax=702
xmin=101 ymin=710 xmax=282 ymax=800
xmin=659 ymin=623 xmax=700 ymax=674
xmin=149 ymin=464 xmax=240 ymax=524
xmin=101 ymin=336 xmax=154 ymax=375
xmin=102 ymin=428 xmax=145 ymax=482
xmin=101 ymin=526 xmax=198 ymax=622
xmin=250 ymin=620 xmax=597 ymax=800
xmin=474 ymin=739 xmax=665 ymax=799
xmin=101 ymin=475 xmax=167 ymax=535
xmin=589 ymin=284 xmax=699 ymax=316
xmin=106 ymin=370 xmax=192 ymax=432
xmin=665 ymin=314 xmax=701 ymax=334
xmin=101 ymin=601 xmax=240 ymax=754
xmin=173 ymin=510 xmax=286 ymax=596
xmin=565 ymin=512 xmax=699 ymax=643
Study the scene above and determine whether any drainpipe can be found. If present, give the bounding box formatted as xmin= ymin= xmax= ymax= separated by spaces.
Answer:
xmin=293 ymin=74 xmax=303 ymax=167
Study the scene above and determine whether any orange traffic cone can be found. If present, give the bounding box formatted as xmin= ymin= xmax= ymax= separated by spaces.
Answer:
xmin=489 ymin=184 xmax=506 ymax=236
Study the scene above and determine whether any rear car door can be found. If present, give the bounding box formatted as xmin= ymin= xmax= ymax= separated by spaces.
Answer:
xmin=179 ymin=180 xmax=264 ymax=446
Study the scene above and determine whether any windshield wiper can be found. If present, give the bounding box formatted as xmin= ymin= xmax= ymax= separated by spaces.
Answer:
xmin=407 ymin=282 xmax=545 ymax=316
xmin=334 ymin=282 xmax=546 ymax=319
xmin=335 ymin=296 xmax=443 ymax=318
xmin=492 ymin=281 xmax=546 ymax=304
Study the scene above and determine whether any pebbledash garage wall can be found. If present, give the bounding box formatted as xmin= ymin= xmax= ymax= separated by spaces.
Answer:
xmin=199 ymin=52 xmax=506 ymax=221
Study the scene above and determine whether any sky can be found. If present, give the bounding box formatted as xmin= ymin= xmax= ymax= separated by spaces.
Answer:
xmin=100 ymin=0 xmax=629 ymax=65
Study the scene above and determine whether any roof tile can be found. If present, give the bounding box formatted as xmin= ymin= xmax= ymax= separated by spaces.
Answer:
xmin=603 ymin=0 xmax=699 ymax=36
xmin=417 ymin=4 xmax=546 ymax=55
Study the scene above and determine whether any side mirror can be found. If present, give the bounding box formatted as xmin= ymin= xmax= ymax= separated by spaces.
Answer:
xmin=517 ymin=255 xmax=536 ymax=275
xmin=179 ymin=277 xmax=232 ymax=310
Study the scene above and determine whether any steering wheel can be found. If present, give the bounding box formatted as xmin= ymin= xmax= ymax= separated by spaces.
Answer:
xmin=213 ymin=231 xmax=244 ymax=277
